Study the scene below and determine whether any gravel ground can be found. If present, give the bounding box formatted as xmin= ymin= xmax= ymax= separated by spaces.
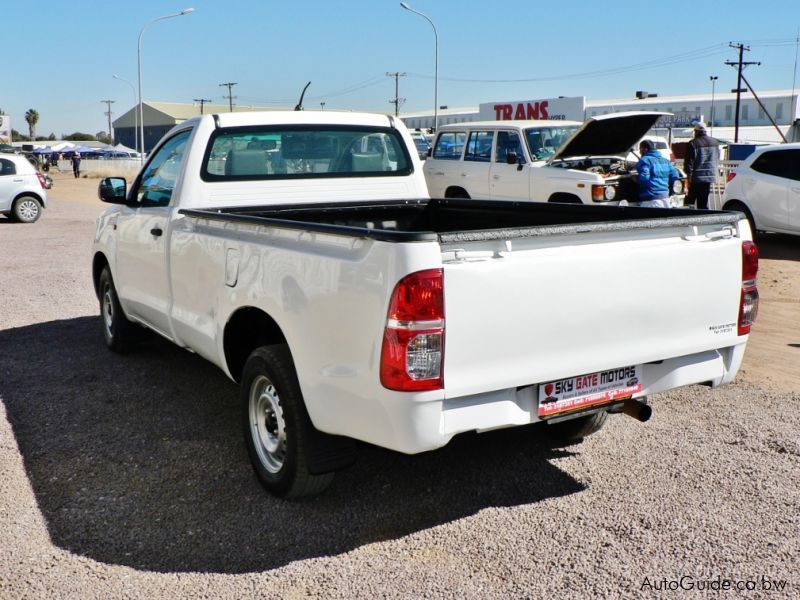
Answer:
xmin=1 ymin=172 xmax=798 ymax=599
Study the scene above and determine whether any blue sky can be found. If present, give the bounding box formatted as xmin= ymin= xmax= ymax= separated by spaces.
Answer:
xmin=4 ymin=0 xmax=800 ymax=138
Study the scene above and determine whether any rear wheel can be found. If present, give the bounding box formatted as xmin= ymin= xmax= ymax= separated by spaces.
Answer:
xmin=12 ymin=195 xmax=42 ymax=223
xmin=99 ymin=266 xmax=137 ymax=352
xmin=545 ymin=410 xmax=608 ymax=444
xmin=241 ymin=344 xmax=335 ymax=498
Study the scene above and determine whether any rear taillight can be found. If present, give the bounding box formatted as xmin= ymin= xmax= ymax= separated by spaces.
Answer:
xmin=36 ymin=172 xmax=47 ymax=189
xmin=380 ymin=269 xmax=444 ymax=391
xmin=727 ymin=172 xmax=737 ymax=183
xmin=738 ymin=241 xmax=759 ymax=335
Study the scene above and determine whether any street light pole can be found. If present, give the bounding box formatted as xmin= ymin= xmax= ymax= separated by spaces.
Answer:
xmin=709 ymin=75 xmax=718 ymax=136
xmin=400 ymin=2 xmax=438 ymax=133
xmin=113 ymin=74 xmax=138 ymax=153
xmin=137 ymin=7 xmax=194 ymax=163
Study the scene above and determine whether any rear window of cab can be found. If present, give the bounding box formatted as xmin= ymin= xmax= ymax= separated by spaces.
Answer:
xmin=201 ymin=125 xmax=412 ymax=180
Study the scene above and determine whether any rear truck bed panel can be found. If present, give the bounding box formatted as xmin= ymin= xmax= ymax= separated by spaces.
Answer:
xmin=176 ymin=201 xmax=747 ymax=454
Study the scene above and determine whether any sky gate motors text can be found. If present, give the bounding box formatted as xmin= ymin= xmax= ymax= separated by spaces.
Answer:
xmin=552 ymin=366 xmax=637 ymax=394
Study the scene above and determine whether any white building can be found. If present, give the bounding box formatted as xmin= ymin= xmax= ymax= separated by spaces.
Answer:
xmin=401 ymin=89 xmax=800 ymax=144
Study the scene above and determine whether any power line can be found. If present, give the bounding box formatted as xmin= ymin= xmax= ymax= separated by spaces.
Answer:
xmin=725 ymin=42 xmax=760 ymax=142
xmin=193 ymin=98 xmax=212 ymax=114
xmin=219 ymin=82 xmax=238 ymax=112
xmin=386 ymin=71 xmax=407 ymax=116
xmin=100 ymin=99 xmax=115 ymax=142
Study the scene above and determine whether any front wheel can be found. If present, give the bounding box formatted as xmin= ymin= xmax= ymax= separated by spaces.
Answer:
xmin=241 ymin=345 xmax=334 ymax=498
xmin=12 ymin=196 xmax=42 ymax=223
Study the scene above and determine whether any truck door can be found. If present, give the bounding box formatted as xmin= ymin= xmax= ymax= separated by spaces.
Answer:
xmin=115 ymin=129 xmax=191 ymax=337
xmin=489 ymin=130 xmax=530 ymax=201
xmin=458 ymin=130 xmax=493 ymax=199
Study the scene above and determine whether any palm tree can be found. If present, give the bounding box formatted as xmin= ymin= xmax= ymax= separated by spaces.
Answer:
xmin=25 ymin=109 xmax=39 ymax=141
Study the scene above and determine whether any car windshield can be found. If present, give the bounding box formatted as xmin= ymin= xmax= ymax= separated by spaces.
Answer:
xmin=524 ymin=125 xmax=580 ymax=160
xmin=202 ymin=126 xmax=411 ymax=180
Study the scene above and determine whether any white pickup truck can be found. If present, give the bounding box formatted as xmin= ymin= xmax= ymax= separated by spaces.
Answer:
xmin=92 ymin=110 xmax=759 ymax=498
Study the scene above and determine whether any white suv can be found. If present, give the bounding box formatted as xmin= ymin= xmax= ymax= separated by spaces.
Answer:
xmin=0 ymin=153 xmax=48 ymax=222
xmin=722 ymin=143 xmax=800 ymax=236
xmin=423 ymin=111 xmax=683 ymax=205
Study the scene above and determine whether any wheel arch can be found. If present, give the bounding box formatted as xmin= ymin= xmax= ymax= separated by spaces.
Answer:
xmin=548 ymin=192 xmax=583 ymax=204
xmin=722 ymin=199 xmax=757 ymax=233
xmin=444 ymin=186 xmax=471 ymax=199
xmin=224 ymin=307 xmax=288 ymax=383
xmin=92 ymin=252 xmax=111 ymax=299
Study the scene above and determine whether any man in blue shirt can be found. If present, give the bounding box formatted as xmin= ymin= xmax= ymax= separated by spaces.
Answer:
xmin=636 ymin=139 xmax=681 ymax=208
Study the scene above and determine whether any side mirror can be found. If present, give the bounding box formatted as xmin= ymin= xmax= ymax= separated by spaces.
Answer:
xmin=427 ymin=147 xmax=432 ymax=158
xmin=98 ymin=177 xmax=128 ymax=204
xmin=505 ymin=151 xmax=518 ymax=165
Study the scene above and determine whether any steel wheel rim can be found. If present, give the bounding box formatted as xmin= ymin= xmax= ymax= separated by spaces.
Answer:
xmin=249 ymin=374 xmax=287 ymax=474
xmin=102 ymin=284 xmax=114 ymax=335
xmin=18 ymin=200 xmax=39 ymax=221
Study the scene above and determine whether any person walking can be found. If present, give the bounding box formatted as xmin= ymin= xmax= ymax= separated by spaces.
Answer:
xmin=71 ymin=151 xmax=81 ymax=178
xmin=635 ymin=139 xmax=681 ymax=208
xmin=684 ymin=122 xmax=720 ymax=209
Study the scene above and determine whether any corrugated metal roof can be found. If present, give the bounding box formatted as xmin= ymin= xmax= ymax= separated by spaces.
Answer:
xmin=112 ymin=102 xmax=287 ymax=128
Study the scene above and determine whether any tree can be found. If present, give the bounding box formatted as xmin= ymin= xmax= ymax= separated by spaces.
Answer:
xmin=24 ymin=109 xmax=39 ymax=141
xmin=47 ymin=133 xmax=56 ymax=141
xmin=63 ymin=132 xmax=96 ymax=141
xmin=96 ymin=131 xmax=112 ymax=145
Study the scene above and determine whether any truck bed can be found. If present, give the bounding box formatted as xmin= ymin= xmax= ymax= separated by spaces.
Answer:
xmin=181 ymin=199 xmax=742 ymax=243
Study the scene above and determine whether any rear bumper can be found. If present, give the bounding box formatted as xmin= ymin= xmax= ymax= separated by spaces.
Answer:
xmin=358 ymin=343 xmax=746 ymax=454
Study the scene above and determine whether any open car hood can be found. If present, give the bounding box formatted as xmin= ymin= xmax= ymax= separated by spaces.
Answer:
xmin=550 ymin=111 xmax=668 ymax=161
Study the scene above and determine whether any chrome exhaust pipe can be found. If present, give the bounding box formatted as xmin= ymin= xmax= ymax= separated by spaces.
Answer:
xmin=621 ymin=399 xmax=652 ymax=422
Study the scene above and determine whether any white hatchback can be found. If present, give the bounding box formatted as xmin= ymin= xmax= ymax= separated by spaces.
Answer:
xmin=722 ymin=143 xmax=800 ymax=236
xmin=0 ymin=153 xmax=48 ymax=223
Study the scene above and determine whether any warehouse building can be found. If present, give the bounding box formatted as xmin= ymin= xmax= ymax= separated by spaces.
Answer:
xmin=401 ymin=89 xmax=800 ymax=143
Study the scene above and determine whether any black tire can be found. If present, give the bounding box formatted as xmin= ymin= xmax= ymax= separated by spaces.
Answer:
xmin=445 ymin=187 xmax=471 ymax=199
xmin=12 ymin=195 xmax=42 ymax=223
xmin=548 ymin=193 xmax=582 ymax=204
xmin=545 ymin=410 xmax=608 ymax=444
xmin=241 ymin=344 xmax=334 ymax=499
xmin=98 ymin=266 xmax=137 ymax=353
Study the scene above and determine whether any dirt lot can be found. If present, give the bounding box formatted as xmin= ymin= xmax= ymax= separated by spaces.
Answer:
xmin=1 ymin=171 xmax=798 ymax=598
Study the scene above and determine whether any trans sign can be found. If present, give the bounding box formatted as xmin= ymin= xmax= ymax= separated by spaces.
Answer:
xmin=479 ymin=97 xmax=585 ymax=121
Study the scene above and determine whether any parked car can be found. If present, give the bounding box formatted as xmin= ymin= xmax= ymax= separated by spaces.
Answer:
xmin=722 ymin=142 xmax=800 ymax=236
xmin=409 ymin=131 xmax=431 ymax=160
xmin=0 ymin=153 xmax=48 ymax=222
xmin=627 ymin=136 xmax=675 ymax=164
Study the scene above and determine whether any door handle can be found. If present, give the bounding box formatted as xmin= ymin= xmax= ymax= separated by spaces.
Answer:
xmin=150 ymin=227 xmax=163 ymax=237
xmin=492 ymin=174 xmax=500 ymax=179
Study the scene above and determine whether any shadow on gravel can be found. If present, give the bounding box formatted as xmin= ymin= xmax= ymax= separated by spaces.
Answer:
xmin=754 ymin=232 xmax=800 ymax=262
xmin=1 ymin=317 xmax=583 ymax=574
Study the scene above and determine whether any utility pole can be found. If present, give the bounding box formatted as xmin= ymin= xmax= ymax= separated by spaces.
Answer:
xmin=193 ymin=98 xmax=212 ymax=115
xmin=101 ymin=99 xmax=115 ymax=143
xmin=219 ymin=82 xmax=238 ymax=112
xmin=386 ymin=71 xmax=407 ymax=116
xmin=725 ymin=43 xmax=760 ymax=142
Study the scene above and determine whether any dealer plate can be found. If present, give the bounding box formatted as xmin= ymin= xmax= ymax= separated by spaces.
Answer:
xmin=538 ymin=365 xmax=643 ymax=418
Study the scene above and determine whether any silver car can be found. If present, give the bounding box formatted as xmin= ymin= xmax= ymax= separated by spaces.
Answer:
xmin=722 ymin=143 xmax=800 ymax=236
xmin=0 ymin=153 xmax=48 ymax=222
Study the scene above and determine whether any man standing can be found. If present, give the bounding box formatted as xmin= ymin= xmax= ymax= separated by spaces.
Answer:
xmin=636 ymin=139 xmax=681 ymax=208
xmin=71 ymin=151 xmax=81 ymax=178
xmin=684 ymin=122 xmax=720 ymax=209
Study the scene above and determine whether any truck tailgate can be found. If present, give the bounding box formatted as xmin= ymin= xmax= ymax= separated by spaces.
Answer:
xmin=441 ymin=223 xmax=744 ymax=399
